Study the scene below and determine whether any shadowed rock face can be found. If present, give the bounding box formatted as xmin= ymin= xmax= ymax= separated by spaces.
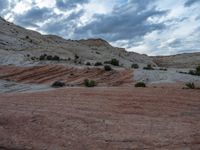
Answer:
xmin=0 ymin=17 xmax=155 ymax=67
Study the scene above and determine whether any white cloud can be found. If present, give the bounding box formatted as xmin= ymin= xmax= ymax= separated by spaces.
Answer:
xmin=35 ymin=0 xmax=56 ymax=8
xmin=13 ymin=0 xmax=32 ymax=14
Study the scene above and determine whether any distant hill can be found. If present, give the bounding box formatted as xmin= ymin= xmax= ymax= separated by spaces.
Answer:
xmin=0 ymin=17 xmax=199 ymax=68
xmin=152 ymin=53 xmax=200 ymax=68
xmin=0 ymin=17 xmax=154 ymax=67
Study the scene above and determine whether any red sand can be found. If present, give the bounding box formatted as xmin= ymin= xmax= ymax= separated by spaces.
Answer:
xmin=0 ymin=87 xmax=199 ymax=149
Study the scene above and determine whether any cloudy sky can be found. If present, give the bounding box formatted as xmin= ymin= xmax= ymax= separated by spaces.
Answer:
xmin=0 ymin=0 xmax=200 ymax=55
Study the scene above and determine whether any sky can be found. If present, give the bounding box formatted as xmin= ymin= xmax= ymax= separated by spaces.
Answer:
xmin=0 ymin=0 xmax=200 ymax=56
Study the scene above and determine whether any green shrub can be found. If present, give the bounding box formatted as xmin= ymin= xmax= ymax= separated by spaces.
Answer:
xmin=110 ymin=58 xmax=119 ymax=66
xmin=96 ymin=52 xmax=100 ymax=54
xmin=159 ymin=68 xmax=167 ymax=71
xmin=75 ymin=54 xmax=79 ymax=59
xmin=84 ymin=79 xmax=97 ymax=87
xmin=179 ymin=71 xmax=188 ymax=74
xmin=143 ymin=64 xmax=154 ymax=70
xmin=52 ymin=55 xmax=60 ymax=61
xmin=86 ymin=62 xmax=91 ymax=66
xmin=188 ymin=66 xmax=200 ymax=76
xmin=196 ymin=65 xmax=200 ymax=75
xmin=135 ymin=82 xmax=146 ymax=87
xmin=196 ymin=65 xmax=200 ymax=72
xmin=39 ymin=54 xmax=60 ymax=61
xmin=132 ymin=64 xmax=139 ymax=69
xmin=46 ymin=55 xmax=53 ymax=60
xmin=39 ymin=54 xmax=46 ymax=60
xmin=185 ymin=82 xmax=195 ymax=89
xmin=51 ymin=81 xmax=66 ymax=88
xmin=104 ymin=65 xmax=112 ymax=71
xmin=94 ymin=62 xmax=103 ymax=66
xmin=31 ymin=57 xmax=36 ymax=60
xmin=189 ymin=70 xmax=196 ymax=75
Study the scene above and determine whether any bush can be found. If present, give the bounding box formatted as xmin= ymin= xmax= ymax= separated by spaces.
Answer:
xmin=185 ymin=82 xmax=195 ymax=89
xmin=196 ymin=65 xmax=200 ymax=75
xmin=196 ymin=65 xmax=200 ymax=72
xmin=143 ymin=64 xmax=154 ymax=70
xmin=94 ymin=62 xmax=103 ymax=66
xmin=52 ymin=55 xmax=60 ymax=61
xmin=51 ymin=81 xmax=66 ymax=88
xmin=135 ymin=82 xmax=146 ymax=87
xmin=110 ymin=58 xmax=119 ymax=66
xmin=39 ymin=54 xmax=46 ymax=60
xmin=104 ymin=65 xmax=112 ymax=71
xmin=132 ymin=64 xmax=139 ymax=69
xmin=75 ymin=54 xmax=79 ymax=59
xmin=188 ymin=65 xmax=200 ymax=76
xmin=159 ymin=68 xmax=167 ymax=71
xmin=86 ymin=62 xmax=91 ymax=66
xmin=84 ymin=79 xmax=97 ymax=87
xmin=104 ymin=59 xmax=119 ymax=66
xmin=31 ymin=57 xmax=36 ymax=60
xmin=189 ymin=70 xmax=196 ymax=75
xmin=46 ymin=55 xmax=53 ymax=60
xmin=39 ymin=54 xmax=60 ymax=61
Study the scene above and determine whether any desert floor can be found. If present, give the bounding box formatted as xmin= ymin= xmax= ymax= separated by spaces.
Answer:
xmin=0 ymin=86 xmax=199 ymax=150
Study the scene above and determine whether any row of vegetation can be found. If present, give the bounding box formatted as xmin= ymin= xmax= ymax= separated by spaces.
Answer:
xmin=86 ymin=59 xmax=120 ymax=67
xmin=26 ymin=54 xmax=162 ymax=71
xmin=179 ymin=65 xmax=200 ymax=76
xmin=27 ymin=54 xmax=61 ymax=61
xmin=51 ymin=80 xmax=199 ymax=90
xmin=39 ymin=54 xmax=60 ymax=61
xmin=27 ymin=54 xmax=121 ymax=67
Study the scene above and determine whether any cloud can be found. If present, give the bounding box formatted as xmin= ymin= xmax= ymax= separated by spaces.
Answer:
xmin=14 ymin=7 xmax=53 ymax=27
xmin=184 ymin=0 xmax=200 ymax=7
xmin=0 ymin=0 xmax=9 ymax=14
xmin=42 ymin=10 xmax=85 ymax=36
xmin=56 ymin=0 xmax=89 ymax=10
xmin=74 ymin=1 xmax=166 ymax=41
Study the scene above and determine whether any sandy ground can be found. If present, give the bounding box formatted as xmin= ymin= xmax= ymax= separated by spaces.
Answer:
xmin=0 ymin=86 xmax=199 ymax=150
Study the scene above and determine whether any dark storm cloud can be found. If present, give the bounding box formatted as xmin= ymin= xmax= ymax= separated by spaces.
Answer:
xmin=14 ymin=7 xmax=53 ymax=27
xmin=184 ymin=0 xmax=200 ymax=7
xmin=74 ymin=3 xmax=166 ymax=41
xmin=56 ymin=0 xmax=89 ymax=10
